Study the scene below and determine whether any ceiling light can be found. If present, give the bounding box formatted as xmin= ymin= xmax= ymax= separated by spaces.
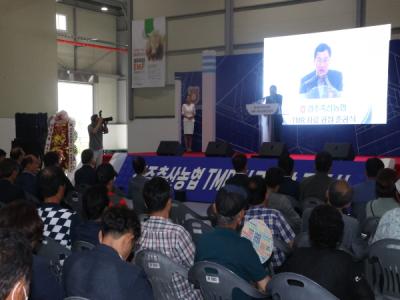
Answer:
xmin=101 ymin=6 xmax=108 ymax=12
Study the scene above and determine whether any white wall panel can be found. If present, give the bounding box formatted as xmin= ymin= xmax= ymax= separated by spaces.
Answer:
xmin=167 ymin=53 xmax=203 ymax=83
xmin=366 ymin=0 xmax=400 ymax=28
xmin=234 ymin=47 xmax=263 ymax=55
xmin=76 ymin=9 xmax=116 ymax=41
xmin=234 ymin=0 xmax=356 ymax=45
xmin=56 ymin=3 xmax=74 ymax=35
xmin=127 ymin=118 xmax=179 ymax=152
xmin=234 ymin=0 xmax=292 ymax=8
xmin=94 ymin=76 xmax=118 ymax=121
xmin=77 ymin=47 xmax=117 ymax=74
xmin=168 ymin=15 xmax=224 ymax=51
xmin=57 ymin=44 xmax=75 ymax=69
xmin=56 ymin=4 xmax=118 ymax=74
xmin=0 ymin=119 xmax=15 ymax=153
xmin=133 ymin=86 xmax=175 ymax=117
xmin=0 ymin=0 xmax=58 ymax=117
xmin=104 ymin=124 xmax=127 ymax=150
xmin=133 ymin=0 xmax=224 ymax=19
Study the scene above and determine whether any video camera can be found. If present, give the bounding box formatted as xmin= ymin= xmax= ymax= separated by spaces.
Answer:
xmin=99 ymin=110 xmax=113 ymax=123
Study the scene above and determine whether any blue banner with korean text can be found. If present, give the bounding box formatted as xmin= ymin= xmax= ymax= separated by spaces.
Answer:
xmin=115 ymin=155 xmax=366 ymax=203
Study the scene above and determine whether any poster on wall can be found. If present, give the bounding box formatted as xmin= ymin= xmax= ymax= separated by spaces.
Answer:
xmin=132 ymin=17 xmax=166 ymax=88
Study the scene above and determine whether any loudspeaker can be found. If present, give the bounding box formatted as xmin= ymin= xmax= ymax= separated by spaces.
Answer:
xmin=258 ymin=142 xmax=288 ymax=158
xmin=156 ymin=141 xmax=184 ymax=156
xmin=323 ymin=143 xmax=355 ymax=161
xmin=205 ymin=141 xmax=234 ymax=157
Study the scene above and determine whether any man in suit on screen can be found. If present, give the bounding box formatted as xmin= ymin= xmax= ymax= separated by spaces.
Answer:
xmin=300 ymin=43 xmax=343 ymax=99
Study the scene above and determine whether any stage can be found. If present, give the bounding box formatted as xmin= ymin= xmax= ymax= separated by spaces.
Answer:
xmin=111 ymin=152 xmax=399 ymax=204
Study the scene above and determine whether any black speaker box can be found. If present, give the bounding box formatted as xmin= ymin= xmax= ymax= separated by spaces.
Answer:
xmin=258 ymin=142 xmax=288 ymax=158
xmin=156 ymin=141 xmax=184 ymax=156
xmin=323 ymin=143 xmax=355 ymax=161
xmin=205 ymin=141 xmax=234 ymax=157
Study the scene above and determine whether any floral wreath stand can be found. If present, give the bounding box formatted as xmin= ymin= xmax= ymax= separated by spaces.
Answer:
xmin=45 ymin=111 xmax=78 ymax=172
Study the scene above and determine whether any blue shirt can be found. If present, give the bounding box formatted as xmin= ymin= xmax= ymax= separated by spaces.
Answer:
xmin=352 ymin=179 xmax=376 ymax=203
xmin=63 ymin=244 xmax=154 ymax=300
xmin=30 ymin=255 xmax=64 ymax=300
xmin=72 ymin=220 xmax=100 ymax=246
xmin=195 ymin=227 xmax=268 ymax=300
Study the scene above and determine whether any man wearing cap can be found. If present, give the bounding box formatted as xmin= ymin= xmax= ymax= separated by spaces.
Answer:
xmin=195 ymin=188 xmax=271 ymax=299
xmin=88 ymin=114 xmax=108 ymax=167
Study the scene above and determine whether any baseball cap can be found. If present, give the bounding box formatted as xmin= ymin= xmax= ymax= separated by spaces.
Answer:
xmin=215 ymin=185 xmax=247 ymax=217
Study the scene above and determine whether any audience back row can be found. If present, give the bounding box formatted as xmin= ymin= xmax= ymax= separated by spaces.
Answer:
xmin=0 ymin=146 xmax=398 ymax=300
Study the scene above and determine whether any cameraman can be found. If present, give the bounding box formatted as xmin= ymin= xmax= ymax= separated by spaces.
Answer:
xmin=88 ymin=114 xmax=109 ymax=167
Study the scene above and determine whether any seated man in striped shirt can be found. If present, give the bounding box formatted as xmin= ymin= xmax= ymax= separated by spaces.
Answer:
xmin=245 ymin=175 xmax=295 ymax=269
xmin=136 ymin=177 xmax=202 ymax=300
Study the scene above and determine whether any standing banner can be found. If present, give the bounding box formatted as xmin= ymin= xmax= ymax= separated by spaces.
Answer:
xmin=132 ymin=17 xmax=166 ymax=88
xmin=115 ymin=155 xmax=364 ymax=203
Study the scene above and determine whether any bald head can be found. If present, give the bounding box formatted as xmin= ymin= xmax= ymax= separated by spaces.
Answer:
xmin=327 ymin=180 xmax=353 ymax=209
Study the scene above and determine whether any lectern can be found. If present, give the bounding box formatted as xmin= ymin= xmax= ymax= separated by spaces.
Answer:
xmin=246 ymin=103 xmax=281 ymax=143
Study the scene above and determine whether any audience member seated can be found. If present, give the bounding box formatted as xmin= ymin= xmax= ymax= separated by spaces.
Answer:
xmin=43 ymin=151 xmax=61 ymax=168
xmin=16 ymin=155 xmax=40 ymax=198
xmin=42 ymin=151 xmax=74 ymax=197
xmin=37 ymin=166 xmax=80 ymax=249
xmin=302 ymin=180 xmax=367 ymax=258
xmin=0 ymin=158 xmax=25 ymax=204
xmin=63 ymin=207 xmax=154 ymax=300
xmin=0 ymin=201 xmax=64 ymax=300
xmin=10 ymin=146 xmax=25 ymax=172
xmin=0 ymin=148 xmax=6 ymax=162
xmin=195 ymin=187 xmax=271 ymax=299
xmin=225 ymin=153 xmax=250 ymax=196
xmin=372 ymin=205 xmax=400 ymax=244
xmin=280 ymin=205 xmax=374 ymax=300
xmin=246 ymin=175 xmax=295 ymax=268
xmin=277 ymin=155 xmax=300 ymax=201
xmin=366 ymin=168 xmax=400 ymax=218
xmin=207 ymin=184 xmax=248 ymax=227
xmin=265 ymin=167 xmax=301 ymax=233
xmin=127 ymin=156 xmax=148 ymax=213
xmin=137 ymin=177 xmax=201 ymax=299
xmin=96 ymin=163 xmax=129 ymax=208
xmin=74 ymin=149 xmax=97 ymax=189
xmin=300 ymin=151 xmax=334 ymax=203
xmin=0 ymin=229 xmax=32 ymax=300
xmin=72 ymin=185 xmax=110 ymax=246
xmin=352 ymin=157 xmax=384 ymax=222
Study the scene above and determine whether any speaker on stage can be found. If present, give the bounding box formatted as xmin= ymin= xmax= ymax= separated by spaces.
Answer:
xmin=323 ymin=143 xmax=355 ymax=161
xmin=259 ymin=142 xmax=288 ymax=158
xmin=156 ymin=141 xmax=184 ymax=156
xmin=205 ymin=141 xmax=234 ymax=157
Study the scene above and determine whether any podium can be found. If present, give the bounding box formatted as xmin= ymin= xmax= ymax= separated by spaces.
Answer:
xmin=246 ymin=103 xmax=281 ymax=143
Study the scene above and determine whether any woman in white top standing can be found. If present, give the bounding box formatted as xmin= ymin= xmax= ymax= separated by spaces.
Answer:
xmin=181 ymin=94 xmax=196 ymax=152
